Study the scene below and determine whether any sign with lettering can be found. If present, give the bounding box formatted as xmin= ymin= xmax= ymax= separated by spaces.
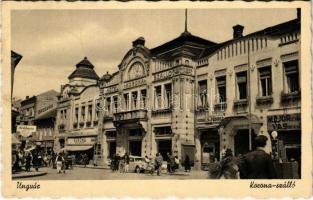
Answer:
xmin=67 ymin=137 xmax=96 ymax=145
xmin=154 ymin=66 xmax=193 ymax=81
xmin=267 ymin=113 xmax=301 ymax=131
xmin=104 ymin=85 xmax=119 ymax=94
xmin=37 ymin=104 xmax=55 ymax=115
xmin=17 ymin=125 xmax=37 ymax=137
xmin=123 ymin=78 xmax=146 ymax=89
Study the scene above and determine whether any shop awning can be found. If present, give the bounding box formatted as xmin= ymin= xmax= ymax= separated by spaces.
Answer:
xmin=60 ymin=145 xmax=93 ymax=152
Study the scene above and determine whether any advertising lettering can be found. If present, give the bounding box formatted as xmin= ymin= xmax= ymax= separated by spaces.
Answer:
xmin=267 ymin=114 xmax=301 ymax=131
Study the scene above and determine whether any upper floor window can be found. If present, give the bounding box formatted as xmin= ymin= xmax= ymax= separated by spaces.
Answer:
xmin=81 ymin=106 xmax=85 ymax=122
xmin=74 ymin=108 xmax=79 ymax=123
xmin=283 ymin=60 xmax=299 ymax=93
xmin=164 ymin=83 xmax=172 ymax=108
xmin=198 ymin=80 xmax=208 ymax=107
xmin=106 ymin=97 xmax=111 ymax=112
xmin=236 ymin=71 xmax=247 ymax=100
xmin=131 ymin=91 xmax=138 ymax=110
xmin=140 ymin=89 xmax=147 ymax=109
xmin=123 ymin=93 xmax=129 ymax=111
xmin=113 ymin=96 xmax=119 ymax=113
xmin=155 ymin=86 xmax=162 ymax=109
xmin=87 ymin=105 xmax=92 ymax=122
xmin=259 ymin=66 xmax=272 ymax=97
xmin=216 ymin=76 xmax=226 ymax=103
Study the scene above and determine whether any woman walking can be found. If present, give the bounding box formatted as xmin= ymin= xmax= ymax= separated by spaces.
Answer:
xmin=55 ymin=153 xmax=65 ymax=174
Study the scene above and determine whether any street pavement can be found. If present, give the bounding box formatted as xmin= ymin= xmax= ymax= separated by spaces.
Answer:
xmin=19 ymin=167 xmax=209 ymax=180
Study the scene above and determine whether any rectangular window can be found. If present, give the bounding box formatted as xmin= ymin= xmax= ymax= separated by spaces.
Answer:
xmin=164 ymin=84 xmax=172 ymax=108
xmin=87 ymin=105 xmax=92 ymax=122
xmin=81 ymin=106 xmax=85 ymax=122
xmin=198 ymin=80 xmax=208 ymax=107
xmin=113 ymin=96 xmax=118 ymax=112
xmin=236 ymin=71 xmax=247 ymax=100
xmin=155 ymin=86 xmax=162 ymax=109
xmin=216 ymin=76 xmax=226 ymax=103
xmin=154 ymin=126 xmax=172 ymax=136
xmin=284 ymin=60 xmax=299 ymax=93
xmin=106 ymin=97 xmax=111 ymax=112
xmin=75 ymin=108 xmax=79 ymax=123
xmin=123 ymin=93 xmax=129 ymax=111
xmin=131 ymin=91 xmax=138 ymax=110
xmin=140 ymin=89 xmax=147 ymax=109
xmin=259 ymin=67 xmax=272 ymax=97
xmin=60 ymin=110 xmax=64 ymax=124
xmin=95 ymin=102 xmax=100 ymax=120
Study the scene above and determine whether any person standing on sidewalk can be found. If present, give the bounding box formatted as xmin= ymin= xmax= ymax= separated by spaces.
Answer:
xmin=55 ymin=153 xmax=65 ymax=174
xmin=32 ymin=151 xmax=40 ymax=172
xmin=25 ymin=151 xmax=32 ymax=172
xmin=155 ymin=153 xmax=163 ymax=176
xmin=124 ymin=153 xmax=130 ymax=173
xmin=184 ymin=155 xmax=191 ymax=172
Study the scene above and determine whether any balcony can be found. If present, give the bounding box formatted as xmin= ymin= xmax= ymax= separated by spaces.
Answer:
xmin=281 ymin=91 xmax=301 ymax=103
xmin=256 ymin=96 xmax=273 ymax=105
xmin=214 ymin=102 xmax=227 ymax=111
xmin=152 ymin=107 xmax=172 ymax=115
xmin=113 ymin=109 xmax=147 ymax=122
xmin=233 ymin=99 xmax=248 ymax=109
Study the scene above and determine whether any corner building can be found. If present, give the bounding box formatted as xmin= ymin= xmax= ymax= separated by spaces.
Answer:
xmin=98 ymin=12 xmax=301 ymax=170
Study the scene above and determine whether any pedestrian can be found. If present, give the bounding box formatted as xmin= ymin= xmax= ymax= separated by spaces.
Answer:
xmin=155 ymin=152 xmax=163 ymax=176
xmin=166 ymin=152 xmax=172 ymax=173
xmin=83 ymin=153 xmax=88 ymax=167
xmin=170 ymin=154 xmax=176 ymax=172
xmin=240 ymin=135 xmax=277 ymax=179
xmin=119 ymin=155 xmax=125 ymax=173
xmin=25 ymin=151 xmax=32 ymax=172
xmin=32 ymin=151 xmax=40 ymax=172
xmin=124 ymin=153 xmax=130 ymax=173
xmin=174 ymin=156 xmax=179 ymax=170
xmin=218 ymin=149 xmax=240 ymax=179
xmin=184 ymin=155 xmax=191 ymax=172
xmin=55 ymin=152 xmax=65 ymax=174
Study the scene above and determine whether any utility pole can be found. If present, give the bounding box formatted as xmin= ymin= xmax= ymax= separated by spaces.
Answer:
xmin=247 ymin=38 xmax=252 ymax=151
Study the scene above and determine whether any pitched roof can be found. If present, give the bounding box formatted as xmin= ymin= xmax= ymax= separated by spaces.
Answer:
xmin=150 ymin=31 xmax=217 ymax=59
xmin=68 ymin=57 xmax=99 ymax=80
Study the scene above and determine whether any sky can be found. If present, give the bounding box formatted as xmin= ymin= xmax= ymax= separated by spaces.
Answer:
xmin=11 ymin=9 xmax=296 ymax=99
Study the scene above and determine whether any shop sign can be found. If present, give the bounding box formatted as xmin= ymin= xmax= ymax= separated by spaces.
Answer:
xmin=17 ymin=125 xmax=37 ymax=137
xmin=123 ymin=78 xmax=146 ymax=89
xmin=267 ymin=113 xmax=301 ymax=131
xmin=104 ymin=85 xmax=118 ymax=94
xmin=67 ymin=137 xmax=96 ymax=145
xmin=154 ymin=66 xmax=193 ymax=81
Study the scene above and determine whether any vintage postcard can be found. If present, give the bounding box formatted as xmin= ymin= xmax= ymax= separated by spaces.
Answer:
xmin=2 ymin=1 xmax=312 ymax=198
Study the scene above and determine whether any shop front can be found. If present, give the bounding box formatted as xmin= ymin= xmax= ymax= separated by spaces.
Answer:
xmin=154 ymin=126 xmax=173 ymax=158
xmin=267 ymin=113 xmax=301 ymax=163
xmin=199 ymin=129 xmax=220 ymax=166
xmin=64 ymin=136 xmax=97 ymax=164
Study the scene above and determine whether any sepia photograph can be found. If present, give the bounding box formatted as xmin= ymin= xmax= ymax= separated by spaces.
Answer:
xmin=10 ymin=7 xmax=303 ymax=181
xmin=2 ymin=2 xmax=312 ymax=197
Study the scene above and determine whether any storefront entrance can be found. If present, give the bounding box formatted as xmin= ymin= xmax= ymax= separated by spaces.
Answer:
xmin=157 ymin=140 xmax=172 ymax=158
xmin=200 ymin=130 xmax=220 ymax=164
xmin=129 ymin=140 xmax=142 ymax=156
xmin=108 ymin=141 xmax=116 ymax=159
xmin=234 ymin=129 xmax=255 ymax=156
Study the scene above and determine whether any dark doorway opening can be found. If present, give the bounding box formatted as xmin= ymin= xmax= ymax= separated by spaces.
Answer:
xmin=129 ymin=140 xmax=142 ymax=156
xmin=108 ymin=141 xmax=116 ymax=159
xmin=234 ymin=129 xmax=255 ymax=156
xmin=157 ymin=140 xmax=172 ymax=158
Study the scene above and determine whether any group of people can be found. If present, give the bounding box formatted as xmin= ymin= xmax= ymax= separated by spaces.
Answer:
xmin=210 ymin=135 xmax=277 ymax=179
xmin=12 ymin=149 xmax=47 ymax=173
xmin=111 ymin=153 xmax=130 ymax=173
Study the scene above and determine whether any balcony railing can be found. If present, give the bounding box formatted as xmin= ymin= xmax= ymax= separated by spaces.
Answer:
xmin=256 ymin=96 xmax=274 ymax=105
xmin=233 ymin=99 xmax=248 ymax=109
xmin=281 ymin=91 xmax=301 ymax=103
xmin=113 ymin=109 xmax=147 ymax=122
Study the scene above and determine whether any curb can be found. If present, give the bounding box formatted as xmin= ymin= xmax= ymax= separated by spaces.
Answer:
xmin=12 ymin=172 xmax=47 ymax=179
xmin=73 ymin=165 xmax=110 ymax=170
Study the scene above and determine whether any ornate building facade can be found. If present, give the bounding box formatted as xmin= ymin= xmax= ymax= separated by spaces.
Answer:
xmin=96 ymin=10 xmax=301 ymax=170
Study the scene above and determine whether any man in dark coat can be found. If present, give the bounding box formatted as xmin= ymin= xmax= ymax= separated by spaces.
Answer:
xmin=240 ymin=135 xmax=277 ymax=179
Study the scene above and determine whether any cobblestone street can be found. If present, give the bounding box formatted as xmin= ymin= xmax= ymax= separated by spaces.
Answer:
xmin=19 ymin=167 xmax=209 ymax=180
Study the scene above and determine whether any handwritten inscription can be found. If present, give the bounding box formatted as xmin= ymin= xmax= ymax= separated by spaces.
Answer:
xmin=17 ymin=182 xmax=40 ymax=191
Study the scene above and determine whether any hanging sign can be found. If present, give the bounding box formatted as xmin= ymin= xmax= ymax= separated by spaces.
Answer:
xmin=17 ymin=125 xmax=37 ymax=137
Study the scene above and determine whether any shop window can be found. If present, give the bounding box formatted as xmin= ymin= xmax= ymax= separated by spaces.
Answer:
xmin=155 ymin=86 xmax=162 ymax=109
xmin=140 ymin=89 xmax=147 ymax=109
xmin=284 ymin=60 xmax=299 ymax=93
xmin=164 ymin=83 xmax=172 ymax=108
xmin=216 ymin=76 xmax=226 ymax=103
xmin=123 ymin=93 xmax=129 ymax=111
xmin=236 ymin=71 xmax=247 ymax=100
xmin=259 ymin=66 xmax=272 ymax=97
xmin=131 ymin=91 xmax=138 ymax=110
xmin=198 ymin=80 xmax=208 ymax=107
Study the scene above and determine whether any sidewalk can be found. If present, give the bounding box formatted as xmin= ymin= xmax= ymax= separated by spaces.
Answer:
xmin=73 ymin=164 xmax=110 ymax=170
xmin=12 ymin=170 xmax=47 ymax=179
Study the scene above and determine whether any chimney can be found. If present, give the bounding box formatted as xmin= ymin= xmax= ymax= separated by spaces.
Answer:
xmin=297 ymin=8 xmax=301 ymax=21
xmin=233 ymin=24 xmax=244 ymax=39
xmin=132 ymin=37 xmax=145 ymax=47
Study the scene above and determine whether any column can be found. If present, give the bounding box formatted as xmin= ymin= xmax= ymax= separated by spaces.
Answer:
xmin=161 ymin=84 xmax=164 ymax=109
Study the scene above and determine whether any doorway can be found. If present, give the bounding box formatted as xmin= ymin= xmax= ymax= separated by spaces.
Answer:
xmin=108 ymin=141 xmax=116 ymax=159
xmin=234 ymin=129 xmax=255 ymax=156
xmin=129 ymin=140 xmax=142 ymax=156
xmin=157 ymin=140 xmax=172 ymax=158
